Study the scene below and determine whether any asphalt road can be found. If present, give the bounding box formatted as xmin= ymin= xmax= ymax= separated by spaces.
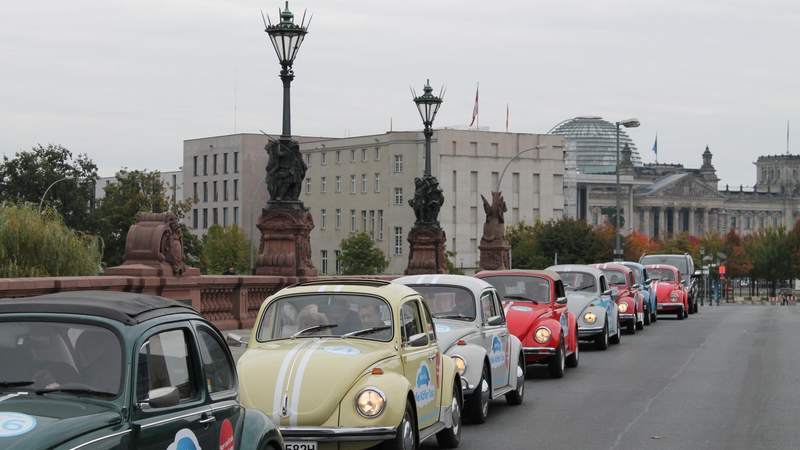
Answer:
xmin=423 ymin=305 xmax=800 ymax=450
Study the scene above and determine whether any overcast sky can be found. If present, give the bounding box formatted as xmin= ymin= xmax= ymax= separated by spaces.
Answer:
xmin=2 ymin=0 xmax=798 ymax=186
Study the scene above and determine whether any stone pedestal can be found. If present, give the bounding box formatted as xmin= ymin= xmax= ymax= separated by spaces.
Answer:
xmin=479 ymin=242 xmax=510 ymax=271
xmin=405 ymin=225 xmax=448 ymax=275
xmin=253 ymin=202 xmax=317 ymax=277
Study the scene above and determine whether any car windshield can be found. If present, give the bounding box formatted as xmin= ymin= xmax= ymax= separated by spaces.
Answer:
xmin=0 ymin=321 xmax=122 ymax=397
xmin=649 ymin=268 xmax=677 ymax=281
xmin=641 ymin=256 xmax=689 ymax=276
xmin=481 ymin=276 xmax=550 ymax=303
xmin=602 ymin=270 xmax=628 ymax=286
xmin=257 ymin=294 xmax=394 ymax=341
xmin=625 ymin=265 xmax=644 ymax=284
xmin=409 ymin=285 xmax=477 ymax=321
xmin=557 ymin=272 xmax=598 ymax=293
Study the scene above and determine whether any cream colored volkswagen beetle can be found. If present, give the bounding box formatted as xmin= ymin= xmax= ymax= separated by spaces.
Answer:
xmin=235 ymin=279 xmax=463 ymax=450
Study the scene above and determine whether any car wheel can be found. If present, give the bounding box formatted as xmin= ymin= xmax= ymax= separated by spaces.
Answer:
xmin=652 ymin=309 xmax=658 ymax=322
xmin=684 ymin=306 xmax=689 ymax=318
xmin=626 ymin=315 xmax=636 ymax=334
xmin=505 ymin=356 xmax=525 ymax=405
xmin=644 ymin=305 xmax=651 ymax=325
xmin=382 ymin=402 xmax=417 ymax=450
xmin=466 ymin=364 xmax=490 ymax=424
xmin=548 ymin=340 xmax=566 ymax=378
xmin=610 ymin=318 xmax=621 ymax=345
xmin=677 ymin=308 xmax=684 ymax=320
xmin=594 ymin=321 xmax=609 ymax=350
xmin=566 ymin=331 xmax=579 ymax=368
xmin=436 ymin=382 xmax=462 ymax=448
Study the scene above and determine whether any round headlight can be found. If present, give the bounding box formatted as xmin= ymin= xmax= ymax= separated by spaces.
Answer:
xmin=534 ymin=327 xmax=551 ymax=344
xmin=618 ymin=302 xmax=629 ymax=313
xmin=356 ymin=388 xmax=386 ymax=418
xmin=670 ymin=293 xmax=679 ymax=303
xmin=452 ymin=355 xmax=467 ymax=375
xmin=583 ymin=312 xmax=597 ymax=324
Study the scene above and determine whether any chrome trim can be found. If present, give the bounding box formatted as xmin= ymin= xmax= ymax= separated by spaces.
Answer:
xmin=618 ymin=313 xmax=635 ymax=319
xmin=69 ymin=430 xmax=131 ymax=450
xmin=279 ymin=426 xmax=396 ymax=442
xmin=523 ymin=346 xmax=556 ymax=356
xmin=354 ymin=387 xmax=387 ymax=419
xmin=140 ymin=409 xmax=208 ymax=429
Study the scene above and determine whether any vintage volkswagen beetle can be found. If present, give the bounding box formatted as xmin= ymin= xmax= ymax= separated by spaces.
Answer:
xmin=0 ymin=291 xmax=282 ymax=450
xmin=547 ymin=265 xmax=621 ymax=350
xmin=394 ymin=274 xmax=525 ymax=424
xmin=475 ymin=270 xmax=579 ymax=379
xmin=593 ymin=263 xmax=645 ymax=334
xmin=621 ymin=261 xmax=658 ymax=325
xmin=236 ymin=279 xmax=462 ymax=450
xmin=640 ymin=253 xmax=698 ymax=313
xmin=645 ymin=264 xmax=689 ymax=319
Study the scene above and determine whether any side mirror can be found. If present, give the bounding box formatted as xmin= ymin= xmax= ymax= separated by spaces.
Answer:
xmin=407 ymin=333 xmax=429 ymax=348
xmin=487 ymin=315 xmax=504 ymax=326
xmin=144 ymin=386 xmax=180 ymax=409
xmin=226 ymin=332 xmax=248 ymax=347
xmin=602 ymin=289 xmax=613 ymax=297
xmin=644 ymin=278 xmax=652 ymax=284
xmin=681 ymin=280 xmax=689 ymax=287
xmin=555 ymin=296 xmax=568 ymax=305
xmin=632 ymin=284 xmax=641 ymax=290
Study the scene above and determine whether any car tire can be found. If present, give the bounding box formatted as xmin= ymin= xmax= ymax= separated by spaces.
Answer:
xmin=548 ymin=340 xmax=566 ymax=378
xmin=566 ymin=331 xmax=579 ymax=368
xmin=610 ymin=319 xmax=621 ymax=345
xmin=652 ymin=309 xmax=658 ymax=322
xmin=505 ymin=356 xmax=525 ymax=405
xmin=595 ymin=321 xmax=609 ymax=350
xmin=382 ymin=402 xmax=417 ymax=450
xmin=466 ymin=364 xmax=490 ymax=424
xmin=644 ymin=306 xmax=651 ymax=325
xmin=627 ymin=315 xmax=636 ymax=334
xmin=684 ymin=306 xmax=689 ymax=318
xmin=436 ymin=382 xmax=462 ymax=448
xmin=677 ymin=308 xmax=684 ymax=320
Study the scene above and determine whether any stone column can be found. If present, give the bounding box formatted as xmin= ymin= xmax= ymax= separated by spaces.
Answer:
xmin=628 ymin=188 xmax=635 ymax=234
xmin=643 ymin=207 xmax=651 ymax=238
xmin=659 ymin=208 xmax=666 ymax=240
xmin=703 ymin=209 xmax=710 ymax=234
xmin=689 ymin=207 xmax=696 ymax=236
xmin=672 ymin=208 xmax=679 ymax=236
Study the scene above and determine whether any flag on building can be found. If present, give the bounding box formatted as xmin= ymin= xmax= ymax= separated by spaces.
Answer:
xmin=505 ymin=104 xmax=509 ymax=132
xmin=652 ymin=133 xmax=658 ymax=161
xmin=469 ymin=84 xmax=479 ymax=127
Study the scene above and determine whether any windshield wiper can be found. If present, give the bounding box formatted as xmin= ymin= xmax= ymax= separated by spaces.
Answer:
xmin=435 ymin=314 xmax=473 ymax=321
xmin=343 ymin=325 xmax=391 ymax=337
xmin=292 ymin=324 xmax=338 ymax=337
xmin=35 ymin=388 xmax=116 ymax=397
xmin=503 ymin=295 xmax=539 ymax=304
xmin=0 ymin=381 xmax=34 ymax=387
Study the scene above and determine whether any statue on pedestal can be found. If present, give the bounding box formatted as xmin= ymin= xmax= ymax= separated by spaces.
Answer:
xmin=479 ymin=191 xmax=511 ymax=270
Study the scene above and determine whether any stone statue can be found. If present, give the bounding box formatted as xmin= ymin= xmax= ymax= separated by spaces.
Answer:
xmin=481 ymin=191 xmax=507 ymax=243
xmin=163 ymin=215 xmax=186 ymax=276
xmin=409 ymin=176 xmax=444 ymax=226
xmin=266 ymin=139 xmax=306 ymax=202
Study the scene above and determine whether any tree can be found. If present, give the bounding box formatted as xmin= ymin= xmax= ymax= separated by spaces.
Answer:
xmin=201 ymin=225 xmax=250 ymax=274
xmin=722 ymin=229 xmax=751 ymax=279
xmin=445 ymin=250 xmax=465 ymax=275
xmin=506 ymin=219 xmax=613 ymax=269
xmin=339 ymin=233 xmax=388 ymax=275
xmin=0 ymin=203 xmax=102 ymax=277
xmin=624 ymin=231 xmax=661 ymax=261
xmin=746 ymin=227 xmax=794 ymax=294
xmin=95 ymin=169 xmax=191 ymax=267
xmin=0 ymin=144 xmax=98 ymax=232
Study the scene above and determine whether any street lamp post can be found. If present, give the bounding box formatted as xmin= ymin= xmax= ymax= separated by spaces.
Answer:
xmin=413 ymin=80 xmax=444 ymax=180
xmin=614 ymin=118 xmax=640 ymax=260
xmin=39 ymin=176 xmax=76 ymax=213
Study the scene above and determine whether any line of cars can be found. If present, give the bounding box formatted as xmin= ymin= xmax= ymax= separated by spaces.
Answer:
xmin=0 ymin=253 xmax=697 ymax=450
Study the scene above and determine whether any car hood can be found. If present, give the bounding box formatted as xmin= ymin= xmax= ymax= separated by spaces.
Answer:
xmin=238 ymin=338 xmax=396 ymax=427
xmin=565 ymin=292 xmax=599 ymax=314
xmin=502 ymin=301 xmax=549 ymax=337
xmin=0 ymin=394 xmax=121 ymax=449
xmin=433 ymin=319 xmax=479 ymax=351
xmin=654 ymin=282 xmax=678 ymax=301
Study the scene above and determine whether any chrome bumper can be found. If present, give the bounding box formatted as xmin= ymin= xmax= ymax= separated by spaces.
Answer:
xmin=279 ymin=426 xmax=396 ymax=442
xmin=578 ymin=326 xmax=604 ymax=338
xmin=657 ymin=303 xmax=683 ymax=311
xmin=618 ymin=313 xmax=635 ymax=321
xmin=523 ymin=346 xmax=556 ymax=356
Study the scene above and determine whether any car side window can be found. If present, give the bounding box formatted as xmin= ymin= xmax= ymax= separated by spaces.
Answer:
xmin=600 ymin=276 xmax=608 ymax=293
xmin=419 ymin=300 xmax=437 ymax=343
xmin=136 ymin=329 xmax=198 ymax=405
xmin=555 ymin=280 xmax=566 ymax=299
xmin=400 ymin=301 xmax=427 ymax=346
xmin=196 ymin=326 xmax=235 ymax=395
xmin=490 ymin=290 xmax=506 ymax=324
xmin=480 ymin=292 xmax=496 ymax=323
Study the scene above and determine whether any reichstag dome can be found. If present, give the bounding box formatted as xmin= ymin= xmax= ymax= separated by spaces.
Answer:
xmin=549 ymin=116 xmax=642 ymax=174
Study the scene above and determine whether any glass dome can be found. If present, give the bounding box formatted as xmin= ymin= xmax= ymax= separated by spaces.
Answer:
xmin=549 ymin=116 xmax=642 ymax=174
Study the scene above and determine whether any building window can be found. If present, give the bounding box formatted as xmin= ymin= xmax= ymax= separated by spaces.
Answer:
xmin=731 ymin=215 xmax=737 ymax=229
xmin=394 ymin=227 xmax=403 ymax=256
xmin=336 ymin=150 xmax=341 ymax=163
xmin=361 ymin=174 xmax=368 ymax=193
xmin=350 ymin=210 xmax=357 ymax=232
xmin=470 ymin=141 xmax=478 ymax=155
xmin=213 ymin=154 xmax=218 ymax=175
xmin=470 ymin=171 xmax=478 ymax=192
xmin=305 ymin=178 xmax=311 ymax=194
xmin=193 ymin=182 xmax=198 ymax=202
xmin=394 ymin=187 xmax=403 ymax=205
xmin=193 ymin=156 xmax=198 ymax=176
xmin=512 ymin=207 xmax=519 ymax=224
xmin=512 ymin=172 xmax=520 ymax=194
xmin=335 ymin=208 xmax=341 ymax=229
xmin=375 ymin=147 xmax=380 ymax=161
xmin=203 ymin=155 xmax=208 ymax=175
xmin=320 ymin=209 xmax=327 ymax=229
xmin=491 ymin=172 xmax=499 ymax=190
xmin=361 ymin=210 xmax=367 ymax=232
xmin=213 ymin=181 xmax=218 ymax=202
xmin=335 ymin=176 xmax=342 ymax=193
xmin=223 ymin=207 xmax=229 ymax=226
xmin=532 ymin=173 xmax=540 ymax=194
xmin=321 ymin=250 xmax=328 ymax=275
xmin=369 ymin=210 xmax=375 ymax=238
xmin=350 ymin=175 xmax=357 ymax=194
xmin=212 ymin=208 xmax=218 ymax=225
xmin=491 ymin=142 xmax=499 ymax=155
xmin=533 ymin=208 xmax=540 ymax=221
xmin=470 ymin=206 xmax=478 ymax=224
xmin=374 ymin=173 xmax=381 ymax=193
xmin=321 ymin=151 xmax=327 ymax=165
xmin=233 ymin=207 xmax=239 ymax=225
xmin=452 ymin=141 xmax=457 ymax=154
xmin=321 ymin=176 xmax=327 ymax=193
xmin=233 ymin=179 xmax=239 ymax=201
xmin=192 ymin=209 xmax=198 ymax=229
xmin=203 ymin=182 xmax=208 ymax=202
xmin=361 ymin=148 xmax=367 ymax=162
xmin=335 ymin=250 xmax=342 ymax=274
xmin=553 ymin=175 xmax=564 ymax=194
xmin=203 ymin=208 xmax=208 ymax=229
xmin=377 ymin=210 xmax=384 ymax=240
xmin=351 ymin=149 xmax=356 ymax=162
xmin=393 ymin=154 xmax=403 ymax=173
xmin=223 ymin=152 xmax=228 ymax=174
xmin=233 ymin=152 xmax=239 ymax=173
xmin=223 ymin=180 xmax=228 ymax=201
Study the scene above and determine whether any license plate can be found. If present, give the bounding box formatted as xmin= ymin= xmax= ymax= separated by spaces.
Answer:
xmin=284 ymin=442 xmax=318 ymax=450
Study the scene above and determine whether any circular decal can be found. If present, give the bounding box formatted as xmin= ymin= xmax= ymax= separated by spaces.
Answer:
xmin=323 ymin=345 xmax=361 ymax=356
xmin=167 ymin=429 xmax=201 ymax=450
xmin=434 ymin=324 xmax=451 ymax=333
xmin=0 ymin=412 xmax=36 ymax=437
xmin=219 ymin=418 xmax=235 ymax=450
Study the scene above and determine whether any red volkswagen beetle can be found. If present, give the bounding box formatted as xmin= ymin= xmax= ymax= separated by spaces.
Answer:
xmin=592 ymin=263 xmax=645 ymax=334
xmin=476 ymin=270 xmax=579 ymax=379
xmin=645 ymin=264 xmax=689 ymax=319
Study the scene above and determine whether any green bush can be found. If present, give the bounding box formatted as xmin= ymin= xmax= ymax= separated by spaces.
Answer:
xmin=339 ymin=233 xmax=388 ymax=275
xmin=201 ymin=225 xmax=250 ymax=274
xmin=0 ymin=203 xmax=102 ymax=277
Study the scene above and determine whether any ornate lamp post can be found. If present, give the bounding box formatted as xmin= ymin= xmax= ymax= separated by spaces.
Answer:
xmin=614 ymin=118 xmax=640 ymax=260
xmin=405 ymin=80 xmax=448 ymax=275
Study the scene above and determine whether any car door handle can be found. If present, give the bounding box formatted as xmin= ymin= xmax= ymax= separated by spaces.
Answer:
xmin=427 ymin=353 xmax=437 ymax=361
xmin=199 ymin=414 xmax=216 ymax=425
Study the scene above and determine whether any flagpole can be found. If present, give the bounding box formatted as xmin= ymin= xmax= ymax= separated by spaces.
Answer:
xmin=476 ymin=82 xmax=480 ymax=130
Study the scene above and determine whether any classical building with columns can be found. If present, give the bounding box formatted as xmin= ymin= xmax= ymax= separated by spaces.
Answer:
xmin=555 ymin=116 xmax=800 ymax=239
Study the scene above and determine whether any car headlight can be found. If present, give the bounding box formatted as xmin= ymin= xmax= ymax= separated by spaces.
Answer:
xmin=534 ymin=327 xmax=551 ymax=344
xmin=452 ymin=355 xmax=467 ymax=375
xmin=618 ymin=302 xmax=629 ymax=313
xmin=355 ymin=388 xmax=386 ymax=418
xmin=670 ymin=293 xmax=679 ymax=303
xmin=583 ymin=312 xmax=597 ymax=324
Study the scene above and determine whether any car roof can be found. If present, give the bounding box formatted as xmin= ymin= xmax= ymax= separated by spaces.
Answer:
xmin=547 ymin=265 xmax=604 ymax=279
xmin=394 ymin=274 xmax=494 ymax=294
xmin=643 ymin=264 xmax=680 ymax=273
xmin=272 ymin=278 xmax=420 ymax=303
xmin=0 ymin=291 xmax=198 ymax=325
xmin=620 ymin=261 xmax=644 ymax=270
xmin=476 ymin=269 xmax=561 ymax=281
xmin=593 ymin=263 xmax=633 ymax=273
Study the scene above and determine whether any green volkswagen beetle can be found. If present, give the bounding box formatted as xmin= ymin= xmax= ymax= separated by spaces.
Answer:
xmin=235 ymin=279 xmax=463 ymax=450
xmin=0 ymin=291 xmax=282 ymax=450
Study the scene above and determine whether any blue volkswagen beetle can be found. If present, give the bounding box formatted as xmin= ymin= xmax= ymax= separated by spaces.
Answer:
xmin=621 ymin=261 xmax=657 ymax=324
